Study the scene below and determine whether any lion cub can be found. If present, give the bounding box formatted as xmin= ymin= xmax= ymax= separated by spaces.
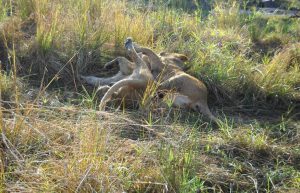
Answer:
xmin=134 ymin=45 xmax=217 ymax=121
xmin=80 ymin=53 xmax=151 ymax=106
xmin=80 ymin=53 xmax=150 ymax=87
xmin=80 ymin=50 xmax=185 ymax=106
xmin=99 ymin=38 xmax=154 ymax=110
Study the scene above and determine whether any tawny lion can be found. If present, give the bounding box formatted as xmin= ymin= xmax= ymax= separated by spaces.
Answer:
xmin=80 ymin=53 xmax=151 ymax=106
xmin=81 ymin=39 xmax=217 ymax=121
xmin=80 ymin=53 xmax=151 ymax=88
xmin=99 ymin=38 xmax=154 ymax=110
xmin=80 ymin=48 xmax=186 ymax=105
xmin=80 ymin=57 xmax=134 ymax=87
xmin=133 ymin=44 xmax=217 ymax=121
xmin=80 ymin=51 xmax=185 ymax=89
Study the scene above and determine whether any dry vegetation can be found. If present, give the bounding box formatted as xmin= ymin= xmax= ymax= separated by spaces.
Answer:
xmin=0 ymin=0 xmax=300 ymax=192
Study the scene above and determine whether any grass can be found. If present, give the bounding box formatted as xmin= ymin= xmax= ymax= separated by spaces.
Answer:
xmin=0 ymin=0 xmax=300 ymax=192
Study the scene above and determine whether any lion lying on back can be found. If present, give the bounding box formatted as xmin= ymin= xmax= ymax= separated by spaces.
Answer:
xmin=81 ymin=38 xmax=217 ymax=122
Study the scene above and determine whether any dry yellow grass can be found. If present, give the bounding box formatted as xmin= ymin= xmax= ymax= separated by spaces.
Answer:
xmin=0 ymin=0 xmax=300 ymax=192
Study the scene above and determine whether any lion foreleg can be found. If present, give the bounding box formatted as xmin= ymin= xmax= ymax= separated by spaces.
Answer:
xmin=104 ymin=57 xmax=135 ymax=75
xmin=133 ymin=46 xmax=164 ymax=71
xmin=81 ymin=72 xmax=128 ymax=87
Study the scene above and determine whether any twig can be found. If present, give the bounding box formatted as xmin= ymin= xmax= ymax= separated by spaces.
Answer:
xmin=245 ymin=175 xmax=258 ymax=193
xmin=132 ymin=181 xmax=168 ymax=191
xmin=75 ymin=164 xmax=93 ymax=193
xmin=1 ymin=132 xmax=24 ymax=167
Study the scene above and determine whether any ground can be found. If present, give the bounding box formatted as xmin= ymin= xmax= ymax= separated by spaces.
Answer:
xmin=0 ymin=0 xmax=300 ymax=192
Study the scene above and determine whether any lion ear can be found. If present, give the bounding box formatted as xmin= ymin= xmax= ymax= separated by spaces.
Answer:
xmin=175 ymin=54 xmax=188 ymax=62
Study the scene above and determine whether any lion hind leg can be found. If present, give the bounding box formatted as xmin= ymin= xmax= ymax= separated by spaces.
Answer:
xmin=81 ymin=72 xmax=128 ymax=87
xmin=97 ymin=85 xmax=110 ymax=95
xmin=99 ymin=78 xmax=144 ymax=110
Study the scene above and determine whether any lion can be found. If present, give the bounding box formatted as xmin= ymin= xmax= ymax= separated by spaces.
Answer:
xmin=80 ymin=51 xmax=186 ymax=88
xmin=99 ymin=38 xmax=154 ymax=110
xmin=133 ymin=44 xmax=218 ymax=122
xmin=80 ymin=52 xmax=152 ymax=107
xmin=80 ymin=53 xmax=151 ymax=87
xmin=81 ymin=39 xmax=217 ymax=122
xmin=80 ymin=48 xmax=187 ymax=106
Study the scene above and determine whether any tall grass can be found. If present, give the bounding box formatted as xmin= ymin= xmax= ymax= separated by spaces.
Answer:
xmin=0 ymin=0 xmax=299 ymax=192
xmin=35 ymin=0 xmax=61 ymax=55
xmin=6 ymin=0 xmax=298 ymax=106
xmin=255 ymin=43 xmax=300 ymax=98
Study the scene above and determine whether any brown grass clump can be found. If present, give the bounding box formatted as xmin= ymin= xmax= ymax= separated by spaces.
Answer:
xmin=255 ymin=43 xmax=300 ymax=99
xmin=0 ymin=17 xmax=23 ymax=73
xmin=253 ymin=33 xmax=286 ymax=55
xmin=1 ymin=106 xmax=168 ymax=192
xmin=0 ymin=73 xmax=15 ymax=101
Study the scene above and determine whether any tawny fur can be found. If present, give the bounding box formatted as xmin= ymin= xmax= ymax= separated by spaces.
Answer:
xmin=80 ymin=51 xmax=182 ymax=105
xmin=80 ymin=56 xmax=135 ymax=87
xmin=99 ymin=38 xmax=154 ymax=110
xmin=134 ymin=45 xmax=217 ymax=121
xmin=81 ymin=40 xmax=217 ymax=121
xmin=81 ymin=53 xmax=151 ymax=105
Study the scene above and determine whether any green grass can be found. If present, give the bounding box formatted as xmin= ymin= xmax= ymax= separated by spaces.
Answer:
xmin=0 ymin=0 xmax=299 ymax=192
xmin=0 ymin=73 xmax=14 ymax=101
